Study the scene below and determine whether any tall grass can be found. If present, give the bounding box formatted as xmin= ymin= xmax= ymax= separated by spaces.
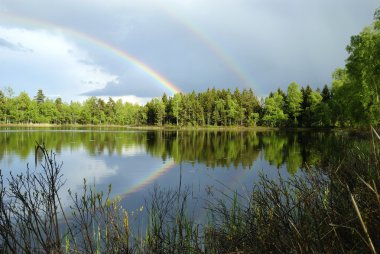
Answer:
xmin=203 ymin=128 xmax=380 ymax=253
xmin=1 ymin=128 xmax=380 ymax=253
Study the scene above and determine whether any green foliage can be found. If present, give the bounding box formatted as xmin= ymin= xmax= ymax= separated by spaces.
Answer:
xmin=34 ymin=89 xmax=45 ymax=104
xmin=146 ymin=98 xmax=166 ymax=126
xmin=2 ymin=6 xmax=379 ymax=129
xmin=262 ymin=92 xmax=288 ymax=127
xmin=1 ymin=131 xmax=380 ymax=253
xmin=0 ymin=89 xmax=143 ymax=126
xmin=286 ymin=82 xmax=303 ymax=126
xmin=331 ymin=9 xmax=380 ymax=126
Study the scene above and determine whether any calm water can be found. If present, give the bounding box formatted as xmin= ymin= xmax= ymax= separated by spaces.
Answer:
xmin=0 ymin=128 xmax=368 ymax=213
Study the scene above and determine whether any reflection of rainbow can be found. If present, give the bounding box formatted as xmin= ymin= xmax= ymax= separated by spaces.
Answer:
xmin=0 ymin=13 xmax=182 ymax=95
xmin=121 ymin=159 xmax=176 ymax=198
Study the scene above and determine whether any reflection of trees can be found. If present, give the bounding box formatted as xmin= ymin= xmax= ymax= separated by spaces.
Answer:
xmin=0 ymin=130 xmax=147 ymax=160
xmin=285 ymin=136 xmax=302 ymax=175
xmin=298 ymin=131 xmax=352 ymax=170
xmin=260 ymin=131 xmax=358 ymax=174
xmin=144 ymin=131 xmax=261 ymax=169
xmin=0 ymin=129 xmax=365 ymax=173
xmin=262 ymin=133 xmax=287 ymax=168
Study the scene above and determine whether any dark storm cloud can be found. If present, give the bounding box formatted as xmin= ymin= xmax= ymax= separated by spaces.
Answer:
xmin=0 ymin=0 xmax=379 ymax=99
xmin=0 ymin=37 xmax=32 ymax=52
xmin=81 ymin=77 xmax=163 ymax=98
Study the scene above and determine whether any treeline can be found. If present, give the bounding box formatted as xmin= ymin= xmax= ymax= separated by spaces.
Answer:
xmin=0 ymin=82 xmax=362 ymax=128
xmin=0 ymin=84 xmax=337 ymax=128
xmin=1 ymin=10 xmax=379 ymax=128
xmin=0 ymin=89 xmax=143 ymax=125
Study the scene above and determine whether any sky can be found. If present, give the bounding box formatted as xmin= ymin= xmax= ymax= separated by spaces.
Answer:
xmin=0 ymin=0 xmax=378 ymax=104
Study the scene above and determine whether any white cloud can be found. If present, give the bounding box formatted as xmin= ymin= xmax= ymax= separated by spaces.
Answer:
xmin=0 ymin=0 xmax=378 ymax=98
xmin=82 ymin=95 xmax=152 ymax=105
xmin=121 ymin=145 xmax=146 ymax=157
xmin=0 ymin=26 xmax=118 ymax=100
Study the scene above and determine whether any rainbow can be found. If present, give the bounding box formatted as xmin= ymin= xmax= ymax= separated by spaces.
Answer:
xmin=0 ymin=13 xmax=182 ymax=95
xmin=121 ymin=159 xmax=176 ymax=197
xmin=159 ymin=5 xmax=255 ymax=89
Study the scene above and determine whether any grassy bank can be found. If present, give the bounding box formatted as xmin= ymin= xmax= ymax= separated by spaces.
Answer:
xmin=0 ymin=130 xmax=379 ymax=253
xmin=1 ymin=123 xmax=371 ymax=133
xmin=0 ymin=123 xmax=278 ymax=132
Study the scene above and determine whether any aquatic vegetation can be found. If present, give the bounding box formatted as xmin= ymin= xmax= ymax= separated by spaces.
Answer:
xmin=0 ymin=127 xmax=379 ymax=253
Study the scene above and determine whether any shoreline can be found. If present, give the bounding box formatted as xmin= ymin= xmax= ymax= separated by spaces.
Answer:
xmin=0 ymin=123 xmax=371 ymax=132
xmin=0 ymin=123 xmax=277 ymax=131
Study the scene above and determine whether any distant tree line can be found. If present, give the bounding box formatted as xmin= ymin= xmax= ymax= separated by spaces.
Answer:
xmin=0 ymin=88 xmax=143 ymax=125
xmin=0 ymin=10 xmax=379 ymax=128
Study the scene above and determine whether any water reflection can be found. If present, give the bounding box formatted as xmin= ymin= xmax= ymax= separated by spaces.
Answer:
xmin=0 ymin=129 xmax=361 ymax=171
xmin=0 ymin=128 xmax=367 ymax=210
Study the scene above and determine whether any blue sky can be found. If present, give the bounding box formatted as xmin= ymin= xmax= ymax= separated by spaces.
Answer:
xmin=0 ymin=0 xmax=378 ymax=103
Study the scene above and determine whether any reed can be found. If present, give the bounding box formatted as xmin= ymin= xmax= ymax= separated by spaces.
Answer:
xmin=0 ymin=128 xmax=380 ymax=253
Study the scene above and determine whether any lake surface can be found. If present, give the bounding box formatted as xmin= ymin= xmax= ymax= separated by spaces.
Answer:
xmin=0 ymin=127 xmax=368 ymax=214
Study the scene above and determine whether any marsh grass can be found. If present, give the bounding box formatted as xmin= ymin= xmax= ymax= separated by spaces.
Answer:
xmin=1 ymin=127 xmax=380 ymax=253
xmin=202 ymin=127 xmax=380 ymax=253
xmin=0 ymin=144 xmax=133 ymax=254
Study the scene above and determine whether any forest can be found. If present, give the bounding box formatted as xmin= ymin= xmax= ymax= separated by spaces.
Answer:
xmin=1 ymin=10 xmax=379 ymax=128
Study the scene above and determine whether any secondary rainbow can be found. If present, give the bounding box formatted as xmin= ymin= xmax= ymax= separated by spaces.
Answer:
xmin=159 ymin=5 xmax=256 ymax=89
xmin=0 ymin=13 xmax=182 ymax=95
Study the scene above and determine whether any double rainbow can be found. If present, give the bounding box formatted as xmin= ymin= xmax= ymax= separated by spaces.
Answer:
xmin=0 ymin=13 xmax=182 ymax=95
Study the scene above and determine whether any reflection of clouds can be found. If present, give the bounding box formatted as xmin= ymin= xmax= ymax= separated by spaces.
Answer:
xmin=59 ymin=146 xmax=172 ymax=208
xmin=121 ymin=145 xmax=146 ymax=157
xmin=62 ymin=152 xmax=118 ymax=192
xmin=95 ymin=156 xmax=173 ymax=198
xmin=56 ymin=148 xmax=119 ymax=207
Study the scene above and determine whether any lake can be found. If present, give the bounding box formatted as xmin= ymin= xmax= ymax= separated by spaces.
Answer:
xmin=0 ymin=127 xmax=367 ymax=215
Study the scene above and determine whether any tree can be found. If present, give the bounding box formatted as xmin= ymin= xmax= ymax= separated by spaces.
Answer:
xmin=330 ymin=68 xmax=351 ymax=126
xmin=200 ymin=88 xmax=215 ymax=125
xmin=162 ymin=93 xmax=169 ymax=125
xmin=35 ymin=89 xmax=45 ymax=104
xmin=226 ymin=94 xmax=238 ymax=125
xmin=136 ymin=106 xmax=148 ymax=125
xmin=69 ymin=101 xmax=82 ymax=124
xmin=2 ymin=87 xmax=15 ymax=123
xmin=146 ymin=98 xmax=165 ymax=126
xmin=213 ymin=98 xmax=226 ymax=126
xmin=81 ymin=97 xmax=98 ymax=124
xmin=241 ymin=88 xmax=260 ymax=126
xmin=123 ymin=101 xmax=140 ymax=125
xmin=299 ymin=86 xmax=313 ymax=127
xmin=286 ymin=82 xmax=303 ymax=126
xmin=35 ymin=98 xmax=58 ymax=123
xmin=307 ymin=91 xmax=323 ymax=126
xmin=14 ymin=92 xmax=33 ymax=123
xmin=328 ymin=9 xmax=380 ymax=126
xmin=262 ymin=92 xmax=288 ymax=127
xmin=0 ymin=90 xmax=5 ymax=122
xmin=105 ymin=97 xmax=116 ymax=124
xmin=173 ymin=93 xmax=183 ymax=126
xmin=321 ymin=85 xmax=331 ymax=102
xmin=54 ymin=98 xmax=65 ymax=124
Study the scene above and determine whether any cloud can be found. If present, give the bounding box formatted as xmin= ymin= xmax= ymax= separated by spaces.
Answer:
xmin=81 ymin=70 xmax=170 ymax=97
xmin=93 ymin=95 xmax=152 ymax=105
xmin=0 ymin=26 xmax=118 ymax=101
xmin=0 ymin=0 xmax=379 ymax=100
xmin=0 ymin=37 xmax=32 ymax=52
